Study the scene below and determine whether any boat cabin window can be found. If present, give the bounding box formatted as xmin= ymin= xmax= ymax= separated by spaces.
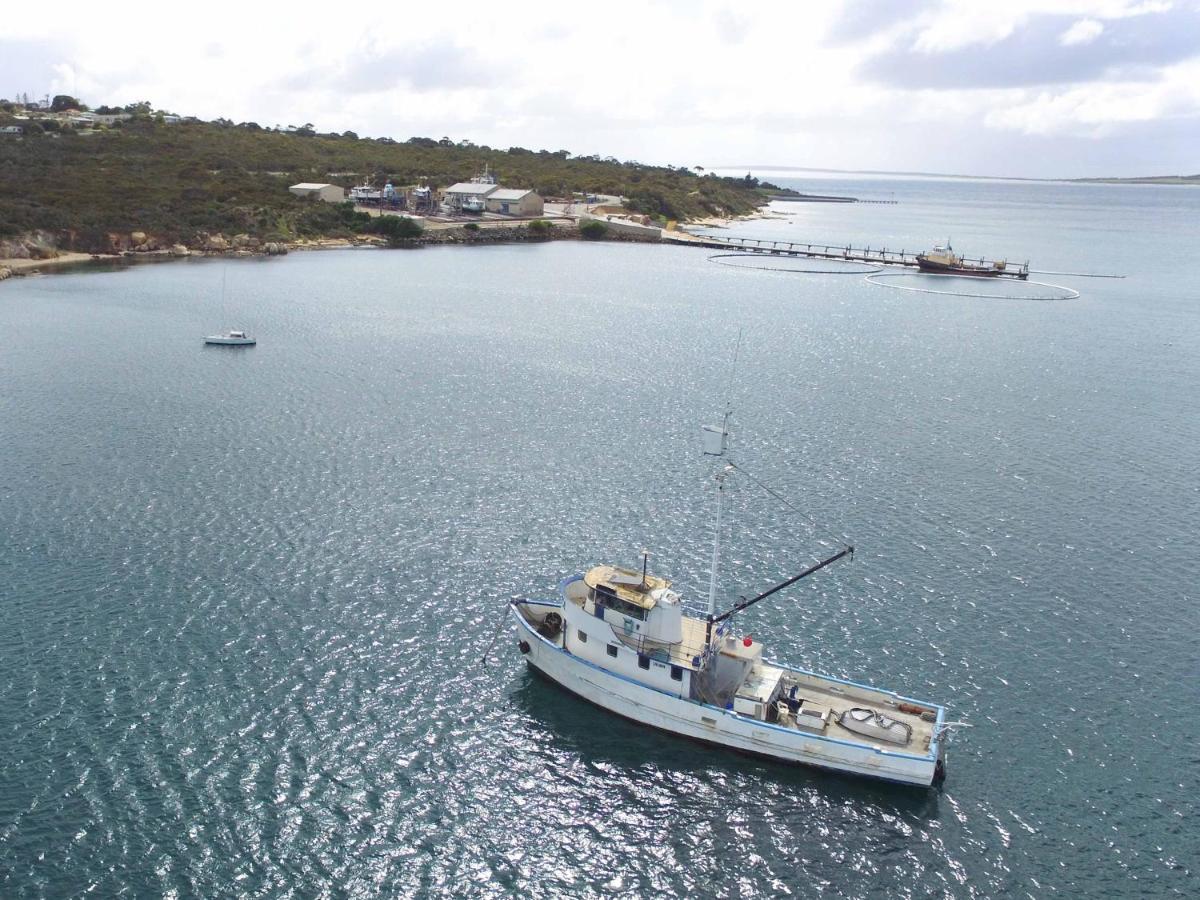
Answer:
xmin=670 ymin=665 xmax=683 ymax=681
xmin=590 ymin=588 xmax=648 ymax=624
xmin=606 ymin=645 xmax=619 ymax=658
xmin=591 ymin=584 xmax=647 ymax=621
xmin=637 ymin=655 xmax=650 ymax=670
xmin=577 ymin=629 xmax=587 ymax=643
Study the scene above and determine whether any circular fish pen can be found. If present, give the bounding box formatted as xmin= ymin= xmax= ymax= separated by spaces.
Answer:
xmin=864 ymin=271 xmax=1080 ymax=301
xmin=708 ymin=253 xmax=883 ymax=275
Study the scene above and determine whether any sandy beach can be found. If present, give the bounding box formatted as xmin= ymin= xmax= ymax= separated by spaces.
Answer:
xmin=0 ymin=252 xmax=97 ymax=273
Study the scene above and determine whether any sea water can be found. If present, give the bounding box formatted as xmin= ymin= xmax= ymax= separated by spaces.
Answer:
xmin=1 ymin=175 xmax=1197 ymax=897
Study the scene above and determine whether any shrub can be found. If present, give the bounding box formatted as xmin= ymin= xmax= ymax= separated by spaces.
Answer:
xmin=528 ymin=219 xmax=551 ymax=236
xmin=367 ymin=214 xmax=423 ymax=245
xmin=463 ymin=222 xmax=479 ymax=232
xmin=580 ymin=220 xmax=608 ymax=240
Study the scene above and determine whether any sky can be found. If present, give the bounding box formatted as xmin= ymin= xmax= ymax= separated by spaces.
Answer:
xmin=3 ymin=0 xmax=1199 ymax=178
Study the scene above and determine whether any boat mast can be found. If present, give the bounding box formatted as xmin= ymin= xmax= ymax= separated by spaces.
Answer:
xmin=704 ymin=331 xmax=741 ymax=615
xmin=706 ymin=431 xmax=728 ymax=616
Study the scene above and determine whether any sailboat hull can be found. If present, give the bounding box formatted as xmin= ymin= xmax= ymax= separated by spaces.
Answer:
xmin=203 ymin=336 xmax=256 ymax=345
xmin=510 ymin=604 xmax=943 ymax=787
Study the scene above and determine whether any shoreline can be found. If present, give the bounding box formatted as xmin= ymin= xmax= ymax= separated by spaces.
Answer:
xmin=0 ymin=204 xmax=775 ymax=284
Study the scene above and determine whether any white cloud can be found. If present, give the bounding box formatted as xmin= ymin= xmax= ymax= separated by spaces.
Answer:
xmin=1059 ymin=18 xmax=1106 ymax=45
xmin=2 ymin=0 xmax=1197 ymax=177
xmin=904 ymin=0 xmax=1178 ymax=53
xmin=983 ymin=58 xmax=1200 ymax=135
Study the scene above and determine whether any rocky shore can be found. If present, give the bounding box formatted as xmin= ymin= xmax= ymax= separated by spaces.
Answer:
xmin=0 ymin=219 xmax=662 ymax=282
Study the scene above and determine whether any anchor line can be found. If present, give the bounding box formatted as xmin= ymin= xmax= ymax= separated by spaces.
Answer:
xmin=478 ymin=604 xmax=512 ymax=668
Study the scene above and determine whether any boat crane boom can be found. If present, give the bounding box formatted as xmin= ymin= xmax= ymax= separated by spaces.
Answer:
xmin=710 ymin=545 xmax=854 ymax=626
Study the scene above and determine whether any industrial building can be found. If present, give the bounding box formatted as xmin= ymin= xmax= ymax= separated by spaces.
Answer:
xmin=485 ymin=189 xmax=544 ymax=217
xmin=289 ymin=183 xmax=346 ymax=203
xmin=441 ymin=182 xmax=498 ymax=213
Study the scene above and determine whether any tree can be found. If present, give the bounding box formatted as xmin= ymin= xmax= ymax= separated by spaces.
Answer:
xmin=528 ymin=219 xmax=551 ymax=237
xmin=580 ymin=220 xmax=608 ymax=240
xmin=368 ymin=214 xmax=423 ymax=246
xmin=51 ymin=94 xmax=84 ymax=112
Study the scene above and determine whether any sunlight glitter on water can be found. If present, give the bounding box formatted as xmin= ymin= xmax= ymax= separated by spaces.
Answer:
xmin=2 ymin=176 xmax=1199 ymax=897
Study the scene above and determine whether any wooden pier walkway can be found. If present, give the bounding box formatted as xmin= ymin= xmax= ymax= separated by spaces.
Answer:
xmin=663 ymin=232 xmax=1026 ymax=276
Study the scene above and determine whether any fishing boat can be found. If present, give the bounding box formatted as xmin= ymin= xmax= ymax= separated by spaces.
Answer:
xmin=203 ymin=330 xmax=255 ymax=346
xmin=916 ymin=242 xmax=1028 ymax=280
xmin=508 ymin=411 xmax=954 ymax=787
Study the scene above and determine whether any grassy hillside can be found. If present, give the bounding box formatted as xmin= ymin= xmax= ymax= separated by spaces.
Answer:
xmin=0 ymin=118 xmax=778 ymax=251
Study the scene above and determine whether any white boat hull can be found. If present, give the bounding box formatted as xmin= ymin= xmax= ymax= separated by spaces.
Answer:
xmin=204 ymin=336 xmax=256 ymax=345
xmin=511 ymin=603 xmax=943 ymax=787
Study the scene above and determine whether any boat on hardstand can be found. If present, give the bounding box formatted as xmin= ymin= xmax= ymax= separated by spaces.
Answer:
xmin=916 ymin=242 xmax=1028 ymax=280
xmin=509 ymin=413 xmax=955 ymax=787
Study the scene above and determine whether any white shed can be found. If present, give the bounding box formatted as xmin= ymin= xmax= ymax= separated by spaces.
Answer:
xmin=442 ymin=182 xmax=498 ymax=212
xmin=289 ymin=182 xmax=346 ymax=203
xmin=485 ymin=188 xmax=544 ymax=216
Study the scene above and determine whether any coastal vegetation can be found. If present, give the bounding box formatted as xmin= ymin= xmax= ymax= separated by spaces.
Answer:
xmin=0 ymin=114 xmax=785 ymax=253
xmin=579 ymin=220 xmax=609 ymax=240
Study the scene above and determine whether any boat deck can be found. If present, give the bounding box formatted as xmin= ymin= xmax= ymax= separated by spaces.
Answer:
xmin=523 ymin=599 xmax=938 ymax=757
xmin=767 ymin=665 xmax=937 ymax=753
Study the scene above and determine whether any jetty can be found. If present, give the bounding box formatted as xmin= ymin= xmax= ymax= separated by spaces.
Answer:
xmin=769 ymin=193 xmax=897 ymax=205
xmin=663 ymin=232 xmax=1029 ymax=278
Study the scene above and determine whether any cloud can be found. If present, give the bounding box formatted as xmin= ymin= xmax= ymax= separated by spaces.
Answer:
xmin=1060 ymin=18 xmax=1105 ymax=45
xmin=1 ymin=2 xmax=1196 ymax=178
xmin=825 ymin=0 xmax=929 ymax=43
xmin=857 ymin=5 xmax=1200 ymax=88
xmin=282 ymin=43 xmax=493 ymax=95
xmin=0 ymin=38 xmax=73 ymax=101
xmin=983 ymin=57 xmax=1200 ymax=136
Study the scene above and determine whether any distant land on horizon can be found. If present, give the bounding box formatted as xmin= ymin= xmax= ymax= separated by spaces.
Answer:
xmin=721 ymin=165 xmax=1200 ymax=186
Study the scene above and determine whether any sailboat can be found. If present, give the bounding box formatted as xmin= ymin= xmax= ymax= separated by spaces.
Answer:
xmin=204 ymin=267 xmax=256 ymax=346
xmin=509 ymin=410 xmax=952 ymax=787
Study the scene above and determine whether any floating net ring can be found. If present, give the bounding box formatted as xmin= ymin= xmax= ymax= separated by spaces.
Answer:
xmin=709 ymin=253 xmax=883 ymax=275
xmin=864 ymin=270 xmax=1080 ymax=301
